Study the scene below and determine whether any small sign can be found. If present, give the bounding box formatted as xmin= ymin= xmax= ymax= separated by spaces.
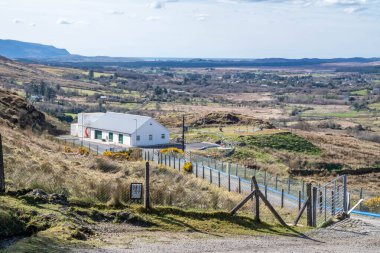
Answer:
xmin=130 ymin=183 xmax=143 ymax=200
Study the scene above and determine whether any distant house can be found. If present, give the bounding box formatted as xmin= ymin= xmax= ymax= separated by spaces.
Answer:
xmin=70 ymin=112 xmax=169 ymax=147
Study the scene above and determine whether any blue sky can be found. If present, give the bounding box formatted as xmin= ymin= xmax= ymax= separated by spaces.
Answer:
xmin=1 ymin=0 xmax=379 ymax=58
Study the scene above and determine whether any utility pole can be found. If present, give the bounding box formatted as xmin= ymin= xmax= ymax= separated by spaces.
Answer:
xmin=0 ymin=133 xmax=5 ymax=193
xmin=182 ymin=114 xmax=185 ymax=151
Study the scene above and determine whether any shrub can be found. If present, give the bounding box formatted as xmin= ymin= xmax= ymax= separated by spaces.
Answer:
xmin=95 ymin=158 xmax=120 ymax=173
xmin=182 ymin=162 xmax=193 ymax=173
xmin=160 ymin=147 xmax=184 ymax=157
xmin=103 ymin=150 xmax=130 ymax=160
xmin=78 ymin=147 xmax=89 ymax=156
xmin=64 ymin=146 xmax=72 ymax=153
xmin=363 ymin=196 xmax=380 ymax=213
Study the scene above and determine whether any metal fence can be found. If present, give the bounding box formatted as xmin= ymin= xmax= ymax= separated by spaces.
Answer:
xmin=144 ymin=149 xmax=302 ymax=211
xmin=314 ymin=175 xmax=347 ymax=226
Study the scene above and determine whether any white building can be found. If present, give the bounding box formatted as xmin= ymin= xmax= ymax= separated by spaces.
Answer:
xmin=70 ymin=112 xmax=170 ymax=147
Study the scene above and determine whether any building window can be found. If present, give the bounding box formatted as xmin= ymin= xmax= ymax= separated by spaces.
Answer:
xmin=136 ymin=135 xmax=140 ymax=141
xmin=95 ymin=130 xmax=102 ymax=140
xmin=109 ymin=132 xmax=113 ymax=142
xmin=149 ymin=134 xmax=153 ymax=141
xmin=161 ymin=134 xmax=165 ymax=139
xmin=118 ymin=134 xmax=123 ymax=144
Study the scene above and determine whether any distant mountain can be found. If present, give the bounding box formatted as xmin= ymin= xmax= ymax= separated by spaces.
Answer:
xmin=0 ymin=39 xmax=70 ymax=59
xmin=1 ymin=39 xmax=380 ymax=69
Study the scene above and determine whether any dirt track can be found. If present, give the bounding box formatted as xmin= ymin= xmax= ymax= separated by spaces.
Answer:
xmin=71 ymin=216 xmax=380 ymax=253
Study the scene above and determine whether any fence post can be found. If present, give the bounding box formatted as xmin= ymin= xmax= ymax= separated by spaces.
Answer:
xmin=195 ymin=163 xmax=198 ymax=177
xmin=238 ymin=177 xmax=241 ymax=193
xmin=264 ymin=171 xmax=267 ymax=186
xmin=331 ymin=190 xmax=335 ymax=216
xmin=298 ymin=191 xmax=302 ymax=210
xmin=302 ymin=180 xmax=305 ymax=199
xmin=235 ymin=164 xmax=238 ymax=176
xmin=275 ymin=174 xmax=278 ymax=191
xmin=359 ymin=188 xmax=363 ymax=211
xmin=265 ymin=184 xmax=267 ymax=198
xmin=343 ymin=175 xmax=348 ymax=213
xmin=144 ymin=151 xmax=147 ymax=161
xmin=324 ymin=187 xmax=327 ymax=222
xmin=218 ymin=171 xmax=221 ymax=188
xmin=281 ymin=189 xmax=284 ymax=208
xmin=319 ymin=189 xmax=323 ymax=214
xmin=147 ymin=151 xmax=150 ymax=162
xmin=210 ymin=169 xmax=212 ymax=184
xmin=306 ymin=183 xmax=312 ymax=227
xmin=96 ymin=145 xmax=99 ymax=155
xmin=144 ymin=162 xmax=150 ymax=209
xmin=0 ymin=134 xmax=5 ymax=193
xmin=244 ymin=167 xmax=247 ymax=179
xmin=228 ymin=174 xmax=231 ymax=192
xmin=287 ymin=178 xmax=291 ymax=194
xmin=202 ymin=166 xmax=205 ymax=179
xmin=173 ymin=157 xmax=176 ymax=170
xmin=312 ymin=187 xmax=317 ymax=227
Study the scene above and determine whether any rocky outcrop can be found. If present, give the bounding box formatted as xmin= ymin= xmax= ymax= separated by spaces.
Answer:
xmin=0 ymin=88 xmax=57 ymax=133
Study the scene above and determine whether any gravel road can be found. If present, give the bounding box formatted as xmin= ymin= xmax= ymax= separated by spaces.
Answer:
xmin=71 ymin=216 xmax=380 ymax=253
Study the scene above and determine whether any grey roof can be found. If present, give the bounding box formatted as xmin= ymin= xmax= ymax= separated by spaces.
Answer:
xmin=87 ymin=112 xmax=151 ymax=134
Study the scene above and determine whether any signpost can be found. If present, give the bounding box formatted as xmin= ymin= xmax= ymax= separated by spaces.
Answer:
xmin=130 ymin=183 xmax=143 ymax=201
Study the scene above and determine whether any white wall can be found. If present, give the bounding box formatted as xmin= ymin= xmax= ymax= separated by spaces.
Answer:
xmin=130 ymin=118 xmax=169 ymax=146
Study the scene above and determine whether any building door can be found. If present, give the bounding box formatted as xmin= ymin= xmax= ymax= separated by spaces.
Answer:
xmin=109 ymin=132 xmax=113 ymax=142
xmin=95 ymin=130 xmax=102 ymax=140
xmin=118 ymin=134 xmax=123 ymax=144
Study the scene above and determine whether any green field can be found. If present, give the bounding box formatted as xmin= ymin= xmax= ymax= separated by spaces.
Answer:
xmin=351 ymin=89 xmax=369 ymax=96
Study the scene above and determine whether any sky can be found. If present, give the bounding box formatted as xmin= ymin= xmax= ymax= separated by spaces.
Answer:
xmin=0 ymin=0 xmax=380 ymax=58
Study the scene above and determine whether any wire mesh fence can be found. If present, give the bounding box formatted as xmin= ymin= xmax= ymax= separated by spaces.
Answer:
xmin=315 ymin=176 xmax=347 ymax=226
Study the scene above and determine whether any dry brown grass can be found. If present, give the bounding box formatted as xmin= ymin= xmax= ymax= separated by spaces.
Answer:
xmin=1 ymin=124 xmax=246 ymax=210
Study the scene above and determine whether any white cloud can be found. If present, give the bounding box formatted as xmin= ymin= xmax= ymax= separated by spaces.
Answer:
xmin=57 ymin=18 xmax=73 ymax=25
xmin=106 ymin=10 xmax=124 ymax=15
xmin=145 ymin=16 xmax=161 ymax=21
xmin=343 ymin=6 xmax=367 ymax=13
xmin=148 ymin=1 xmax=164 ymax=9
xmin=13 ymin=19 xmax=22 ymax=24
xmin=29 ymin=23 xmax=36 ymax=27
xmin=194 ymin=14 xmax=210 ymax=22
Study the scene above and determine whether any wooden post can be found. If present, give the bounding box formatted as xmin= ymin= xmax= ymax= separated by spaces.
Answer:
xmin=144 ymin=151 xmax=147 ymax=160
xmin=218 ymin=171 xmax=221 ymax=187
xmin=302 ymin=180 xmax=305 ymax=199
xmin=164 ymin=155 xmax=167 ymax=166
xmin=0 ymin=134 xmax=5 ymax=193
xmin=235 ymin=164 xmax=238 ymax=176
xmin=144 ymin=162 xmax=150 ymax=209
xmin=195 ymin=163 xmax=198 ymax=178
xmin=298 ymin=191 xmax=302 ymax=210
xmin=287 ymin=178 xmax=291 ymax=194
xmin=306 ymin=183 xmax=312 ymax=227
xmin=238 ymin=177 xmax=241 ymax=193
xmin=281 ymin=189 xmax=284 ymax=208
xmin=209 ymin=169 xmax=212 ymax=184
xmin=147 ymin=152 xmax=150 ymax=162
xmin=96 ymin=145 xmax=99 ymax=155
xmin=202 ymin=166 xmax=205 ymax=179
xmin=173 ymin=157 xmax=176 ymax=170
xmin=228 ymin=174 xmax=231 ymax=192
xmin=169 ymin=156 xmax=171 ymax=167
xmin=324 ymin=187 xmax=327 ymax=222
xmin=251 ymin=177 xmax=260 ymax=222
xmin=312 ymin=187 xmax=317 ymax=227
xmin=319 ymin=189 xmax=323 ymax=214
xmin=182 ymin=115 xmax=185 ymax=151
xmin=267 ymin=183 xmax=271 ymax=198
xmin=293 ymin=197 xmax=310 ymax=226
xmin=244 ymin=167 xmax=247 ymax=179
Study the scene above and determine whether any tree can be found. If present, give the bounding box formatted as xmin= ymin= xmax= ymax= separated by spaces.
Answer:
xmin=88 ymin=70 xmax=94 ymax=81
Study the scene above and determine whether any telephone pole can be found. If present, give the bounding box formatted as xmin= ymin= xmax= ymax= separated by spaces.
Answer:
xmin=182 ymin=115 xmax=185 ymax=151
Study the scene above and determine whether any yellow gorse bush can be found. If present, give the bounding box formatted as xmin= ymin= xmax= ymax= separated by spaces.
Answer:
xmin=78 ymin=147 xmax=90 ymax=156
xmin=160 ymin=147 xmax=184 ymax=156
xmin=64 ymin=146 xmax=72 ymax=153
xmin=183 ymin=161 xmax=193 ymax=173
xmin=103 ymin=150 xmax=130 ymax=160
xmin=364 ymin=196 xmax=380 ymax=213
